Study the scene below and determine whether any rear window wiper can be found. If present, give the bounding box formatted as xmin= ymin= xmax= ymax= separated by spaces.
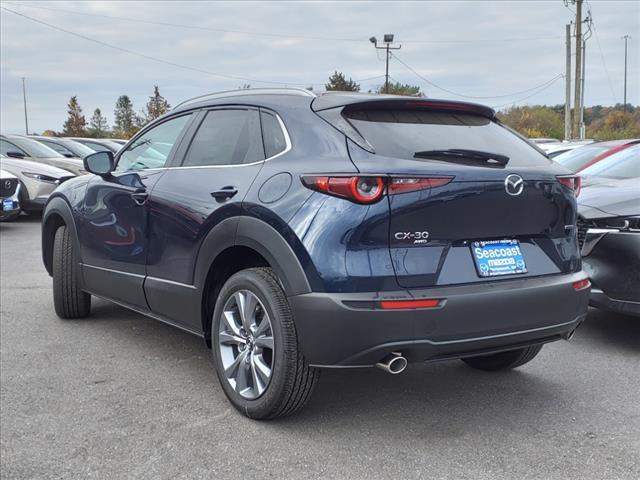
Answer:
xmin=414 ymin=149 xmax=510 ymax=165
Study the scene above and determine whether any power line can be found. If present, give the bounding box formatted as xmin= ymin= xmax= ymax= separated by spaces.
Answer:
xmin=4 ymin=1 xmax=564 ymax=46
xmin=490 ymin=79 xmax=565 ymax=109
xmin=391 ymin=53 xmax=564 ymax=100
xmin=0 ymin=6 xmax=315 ymax=86
xmin=586 ymin=1 xmax=617 ymax=102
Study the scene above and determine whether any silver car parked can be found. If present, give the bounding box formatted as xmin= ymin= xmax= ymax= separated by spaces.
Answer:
xmin=0 ymin=134 xmax=86 ymax=176
xmin=0 ymin=155 xmax=75 ymax=213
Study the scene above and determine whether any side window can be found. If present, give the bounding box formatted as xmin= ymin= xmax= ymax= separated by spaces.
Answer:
xmin=41 ymin=141 xmax=72 ymax=156
xmin=182 ymin=109 xmax=264 ymax=167
xmin=0 ymin=140 xmax=27 ymax=157
xmin=260 ymin=111 xmax=287 ymax=158
xmin=117 ymin=114 xmax=191 ymax=171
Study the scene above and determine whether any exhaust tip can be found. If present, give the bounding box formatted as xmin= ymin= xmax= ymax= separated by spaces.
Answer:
xmin=564 ymin=320 xmax=584 ymax=341
xmin=376 ymin=352 xmax=408 ymax=374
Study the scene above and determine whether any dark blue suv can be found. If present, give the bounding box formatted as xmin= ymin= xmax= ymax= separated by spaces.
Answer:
xmin=42 ymin=89 xmax=590 ymax=419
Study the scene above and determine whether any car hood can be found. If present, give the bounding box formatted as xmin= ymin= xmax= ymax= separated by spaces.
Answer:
xmin=0 ymin=157 xmax=75 ymax=178
xmin=578 ymin=176 xmax=640 ymax=218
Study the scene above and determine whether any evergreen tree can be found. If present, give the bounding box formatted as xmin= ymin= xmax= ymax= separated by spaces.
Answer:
xmin=88 ymin=108 xmax=109 ymax=137
xmin=113 ymin=95 xmax=137 ymax=137
xmin=62 ymin=96 xmax=87 ymax=136
xmin=325 ymin=71 xmax=360 ymax=92
xmin=144 ymin=86 xmax=171 ymax=123
xmin=376 ymin=81 xmax=423 ymax=96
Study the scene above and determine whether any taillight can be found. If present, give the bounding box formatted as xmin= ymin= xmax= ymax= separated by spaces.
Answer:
xmin=388 ymin=177 xmax=453 ymax=194
xmin=302 ymin=176 xmax=384 ymax=204
xmin=557 ymin=176 xmax=581 ymax=197
xmin=301 ymin=175 xmax=453 ymax=204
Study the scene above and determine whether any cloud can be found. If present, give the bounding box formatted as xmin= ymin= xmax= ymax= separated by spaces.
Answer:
xmin=0 ymin=0 xmax=638 ymax=133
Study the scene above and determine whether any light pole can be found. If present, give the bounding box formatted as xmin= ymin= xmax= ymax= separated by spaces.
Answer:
xmin=22 ymin=77 xmax=29 ymax=135
xmin=370 ymin=34 xmax=401 ymax=93
xmin=622 ymin=35 xmax=631 ymax=112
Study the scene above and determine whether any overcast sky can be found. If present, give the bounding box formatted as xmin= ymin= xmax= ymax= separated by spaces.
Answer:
xmin=1 ymin=0 xmax=638 ymax=134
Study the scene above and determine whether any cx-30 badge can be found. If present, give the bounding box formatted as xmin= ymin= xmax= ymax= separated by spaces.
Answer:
xmin=505 ymin=174 xmax=524 ymax=196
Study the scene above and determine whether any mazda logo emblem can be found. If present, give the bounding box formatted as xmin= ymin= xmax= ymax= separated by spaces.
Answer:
xmin=4 ymin=180 xmax=12 ymax=190
xmin=505 ymin=174 xmax=524 ymax=196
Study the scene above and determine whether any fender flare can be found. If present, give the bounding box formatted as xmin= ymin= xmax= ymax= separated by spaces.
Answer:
xmin=193 ymin=216 xmax=312 ymax=297
xmin=41 ymin=196 xmax=81 ymax=276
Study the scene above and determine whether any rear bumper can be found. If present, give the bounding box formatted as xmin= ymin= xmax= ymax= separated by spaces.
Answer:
xmin=589 ymin=288 xmax=640 ymax=317
xmin=289 ymin=272 xmax=589 ymax=367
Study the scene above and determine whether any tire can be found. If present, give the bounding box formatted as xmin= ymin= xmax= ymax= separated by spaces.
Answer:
xmin=461 ymin=344 xmax=543 ymax=371
xmin=52 ymin=225 xmax=91 ymax=319
xmin=211 ymin=267 xmax=319 ymax=419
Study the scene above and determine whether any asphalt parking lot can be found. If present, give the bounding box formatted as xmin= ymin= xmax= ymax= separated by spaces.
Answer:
xmin=1 ymin=215 xmax=638 ymax=480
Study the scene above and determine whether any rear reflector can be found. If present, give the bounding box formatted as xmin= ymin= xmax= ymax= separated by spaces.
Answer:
xmin=557 ymin=176 xmax=581 ymax=197
xmin=572 ymin=278 xmax=591 ymax=291
xmin=379 ymin=299 xmax=441 ymax=310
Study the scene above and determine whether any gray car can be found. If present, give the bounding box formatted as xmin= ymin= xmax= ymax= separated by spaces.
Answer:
xmin=27 ymin=136 xmax=95 ymax=160
xmin=0 ymin=134 xmax=86 ymax=176
xmin=0 ymin=156 xmax=75 ymax=213
xmin=66 ymin=137 xmax=122 ymax=154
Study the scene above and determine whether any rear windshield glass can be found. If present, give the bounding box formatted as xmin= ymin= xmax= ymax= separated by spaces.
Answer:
xmin=344 ymin=109 xmax=549 ymax=166
xmin=580 ymin=145 xmax=640 ymax=179
xmin=554 ymin=145 xmax=611 ymax=172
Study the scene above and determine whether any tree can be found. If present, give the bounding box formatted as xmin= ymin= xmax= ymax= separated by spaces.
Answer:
xmin=62 ymin=96 xmax=87 ymax=136
xmin=376 ymin=81 xmax=422 ymax=96
xmin=113 ymin=95 xmax=137 ymax=138
xmin=143 ymin=86 xmax=171 ymax=123
xmin=88 ymin=108 xmax=109 ymax=137
xmin=325 ymin=71 xmax=360 ymax=92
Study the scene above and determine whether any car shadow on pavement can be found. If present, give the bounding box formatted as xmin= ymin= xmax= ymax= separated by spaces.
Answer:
xmin=578 ymin=307 xmax=640 ymax=354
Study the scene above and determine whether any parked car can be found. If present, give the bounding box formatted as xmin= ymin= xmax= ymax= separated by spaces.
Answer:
xmin=0 ymin=168 xmax=21 ymax=221
xmin=577 ymin=144 xmax=640 ymax=317
xmin=67 ymin=137 xmax=122 ymax=153
xmin=27 ymin=136 xmax=96 ymax=159
xmin=1 ymin=156 xmax=75 ymax=213
xmin=541 ymin=142 xmax=588 ymax=158
xmin=42 ymin=89 xmax=589 ymax=419
xmin=530 ymin=137 xmax=561 ymax=144
xmin=555 ymin=139 xmax=639 ymax=172
xmin=107 ymin=139 xmax=127 ymax=146
xmin=0 ymin=134 xmax=86 ymax=176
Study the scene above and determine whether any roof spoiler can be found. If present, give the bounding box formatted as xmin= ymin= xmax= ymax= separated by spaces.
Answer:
xmin=311 ymin=95 xmax=496 ymax=120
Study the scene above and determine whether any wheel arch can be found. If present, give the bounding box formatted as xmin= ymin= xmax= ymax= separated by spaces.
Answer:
xmin=195 ymin=215 xmax=313 ymax=345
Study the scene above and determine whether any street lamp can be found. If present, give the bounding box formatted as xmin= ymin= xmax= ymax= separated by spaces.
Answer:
xmin=370 ymin=33 xmax=401 ymax=93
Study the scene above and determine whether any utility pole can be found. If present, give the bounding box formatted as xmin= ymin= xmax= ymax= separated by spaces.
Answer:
xmin=565 ymin=24 xmax=572 ymax=140
xmin=573 ymin=0 xmax=583 ymax=138
xmin=370 ymin=34 xmax=401 ymax=93
xmin=622 ymin=35 xmax=630 ymax=112
xmin=21 ymin=77 xmax=29 ymax=135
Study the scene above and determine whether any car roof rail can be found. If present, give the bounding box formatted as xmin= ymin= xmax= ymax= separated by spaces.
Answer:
xmin=173 ymin=87 xmax=316 ymax=110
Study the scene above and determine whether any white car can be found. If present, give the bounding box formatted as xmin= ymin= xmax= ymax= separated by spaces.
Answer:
xmin=0 ymin=156 xmax=75 ymax=214
xmin=0 ymin=168 xmax=21 ymax=221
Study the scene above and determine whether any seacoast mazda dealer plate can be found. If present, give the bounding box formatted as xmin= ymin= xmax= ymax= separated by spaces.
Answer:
xmin=471 ymin=239 xmax=527 ymax=277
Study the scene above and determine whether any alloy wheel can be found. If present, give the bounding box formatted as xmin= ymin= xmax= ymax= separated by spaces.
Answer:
xmin=218 ymin=290 xmax=274 ymax=399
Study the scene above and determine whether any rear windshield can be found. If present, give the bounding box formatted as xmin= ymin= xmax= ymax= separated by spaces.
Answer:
xmin=343 ymin=109 xmax=549 ymax=166
xmin=554 ymin=145 xmax=612 ymax=172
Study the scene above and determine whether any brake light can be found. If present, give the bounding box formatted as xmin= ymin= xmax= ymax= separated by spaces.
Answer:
xmin=557 ymin=176 xmax=581 ymax=197
xmin=302 ymin=176 xmax=385 ymax=204
xmin=301 ymin=175 xmax=453 ymax=203
xmin=379 ymin=299 xmax=442 ymax=309
xmin=572 ymin=278 xmax=591 ymax=291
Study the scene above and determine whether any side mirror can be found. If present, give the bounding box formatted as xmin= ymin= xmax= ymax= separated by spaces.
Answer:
xmin=6 ymin=151 xmax=26 ymax=159
xmin=84 ymin=151 xmax=115 ymax=177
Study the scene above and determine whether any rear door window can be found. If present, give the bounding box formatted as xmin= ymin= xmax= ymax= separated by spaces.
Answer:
xmin=183 ymin=109 xmax=264 ymax=167
xmin=343 ymin=109 xmax=550 ymax=166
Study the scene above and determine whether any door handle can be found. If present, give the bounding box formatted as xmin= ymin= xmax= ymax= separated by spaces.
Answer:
xmin=211 ymin=186 xmax=238 ymax=201
xmin=130 ymin=188 xmax=149 ymax=206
